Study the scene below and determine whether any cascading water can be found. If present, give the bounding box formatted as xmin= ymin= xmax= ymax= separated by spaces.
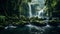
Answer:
xmin=38 ymin=7 xmax=46 ymax=18
xmin=0 ymin=0 xmax=60 ymax=34
xmin=28 ymin=3 xmax=32 ymax=17
xmin=26 ymin=0 xmax=53 ymax=34
xmin=28 ymin=0 xmax=46 ymax=18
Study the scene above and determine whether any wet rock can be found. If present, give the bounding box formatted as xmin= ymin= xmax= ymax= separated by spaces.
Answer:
xmin=31 ymin=21 xmax=47 ymax=27
xmin=48 ymin=20 xmax=59 ymax=26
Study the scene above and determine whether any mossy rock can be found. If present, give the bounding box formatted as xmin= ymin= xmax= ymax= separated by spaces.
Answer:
xmin=15 ymin=20 xmax=29 ymax=26
xmin=30 ymin=20 xmax=46 ymax=27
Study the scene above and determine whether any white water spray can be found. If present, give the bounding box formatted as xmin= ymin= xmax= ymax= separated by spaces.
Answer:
xmin=28 ymin=3 xmax=32 ymax=17
xmin=28 ymin=0 xmax=46 ymax=18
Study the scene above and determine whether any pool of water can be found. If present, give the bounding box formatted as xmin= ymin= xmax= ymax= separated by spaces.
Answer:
xmin=0 ymin=24 xmax=60 ymax=34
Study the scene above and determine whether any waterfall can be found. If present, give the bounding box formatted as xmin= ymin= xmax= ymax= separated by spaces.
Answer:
xmin=27 ymin=0 xmax=51 ymax=33
xmin=28 ymin=3 xmax=32 ymax=18
xmin=38 ymin=7 xmax=44 ymax=18
xmin=28 ymin=0 xmax=46 ymax=18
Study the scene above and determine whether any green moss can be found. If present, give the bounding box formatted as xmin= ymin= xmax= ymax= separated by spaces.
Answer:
xmin=51 ymin=0 xmax=57 ymax=8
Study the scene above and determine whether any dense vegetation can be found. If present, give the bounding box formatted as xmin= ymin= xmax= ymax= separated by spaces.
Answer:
xmin=45 ymin=0 xmax=60 ymax=17
xmin=45 ymin=0 xmax=60 ymax=26
xmin=0 ymin=0 xmax=60 ymax=28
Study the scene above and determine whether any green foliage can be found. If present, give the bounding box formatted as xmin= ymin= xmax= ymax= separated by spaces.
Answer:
xmin=45 ymin=0 xmax=60 ymax=17
xmin=51 ymin=0 xmax=57 ymax=8
xmin=0 ymin=16 xmax=5 ymax=25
